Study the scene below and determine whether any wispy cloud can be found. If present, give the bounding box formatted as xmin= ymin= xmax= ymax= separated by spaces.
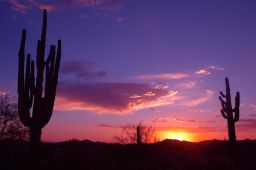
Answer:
xmin=237 ymin=119 xmax=256 ymax=131
xmin=155 ymin=125 xmax=219 ymax=133
xmin=195 ymin=69 xmax=211 ymax=75
xmin=7 ymin=0 xmax=31 ymax=14
xmin=68 ymin=0 xmax=101 ymax=7
xmin=38 ymin=3 xmax=58 ymax=12
xmin=4 ymin=0 xmax=124 ymax=13
xmin=150 ymin=116 xmax=215 ymax=124
xmin=135 ymin=73 xmax=189 ymax=80
xmin=207 ymin=65 xmax=224 ymax=71
xmin=195 ymin=65 xmax=224 ymax=76
xmin=61 ymin=60 xmax=107 ymax=80
xmin=98 ymin=124 xmax=123 ymax=128
xmin=182 ymin=90 xmax=214 ymax=107
xmin=175 ymin=80 xmax=203 ymax=89
xmin=135 ymin=65 xmax=223 ymax=81
xmin=116 ymin=16 xmax=124 ymax=23
xmin=250 ymin=104 xmax=256 ymax=111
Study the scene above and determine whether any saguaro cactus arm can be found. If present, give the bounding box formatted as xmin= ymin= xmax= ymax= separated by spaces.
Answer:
xmin=18 ymin=29 xmax=32 ymax=127
xmin=221 ymin=109 xmax=227 ymax=119
xmin=233 ymin=92 xmax=240 ymax=122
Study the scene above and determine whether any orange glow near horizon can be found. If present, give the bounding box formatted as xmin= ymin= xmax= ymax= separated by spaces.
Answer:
xmin=160 ymin=131 xmax=194 ymax=142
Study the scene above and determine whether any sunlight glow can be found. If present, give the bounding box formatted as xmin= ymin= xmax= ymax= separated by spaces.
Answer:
xmin=162 ymin=131 xmax=193 ymax=141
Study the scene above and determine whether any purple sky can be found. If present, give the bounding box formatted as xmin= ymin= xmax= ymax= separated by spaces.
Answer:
xmin=1 ymin=0 xmax=256 ymax=142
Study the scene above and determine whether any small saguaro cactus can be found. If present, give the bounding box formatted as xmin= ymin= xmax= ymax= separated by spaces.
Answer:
xmin=137 ymin=125 xmax=142 ymax=144
xmin=219 ymin=77 xmax=240 ymax=143
xmin=18 ymin=9 xmax=61 ymax=157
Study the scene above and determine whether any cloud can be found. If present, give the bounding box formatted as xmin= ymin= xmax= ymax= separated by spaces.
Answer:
xmin=61 ymin=60 xmax=107 ymax=79
xmin=195 ymin=65 xmax=224 ymax=76
xmin=135 ymin=73 xmax=189 ymax=80
xmin=106 ymin=0 xmax=124 ymax=11
xmin=7 ymin=0 xmax=31 ymax=14
xmin=38 ymin=3 xmax=57 ymax=12
xmin=150 ymin=116 xmax=217 ymax=124
xmin=207 ymin=65 xmax=224 ymax=71
xmin=98 ymin=124 xmax=122 ymax=128
xmin=183 ymin=90 xmax=214 ymax=107
xmin=175 ymin=80 xmax=204 ymax=89
xmin=0 ymin=91 xmax=9 ymax=96
xmin=174 ymin=118 xmax=201 ymax=123
xmin=68 ymin=0 xmax=101 ymax=7
xmin=237 ymin=119 xmax=256 ymax=131
xmin=55 ymin=81 xmax=183 ymax=114
xmin=195 ymin=69 xmax=211 ymax=75
xmin=4 ymin=0 xmax=124 ymax=14
xmin=135 ymin=65 xmax=223 ymax=81
xmin=155 ymin=125 xmax=219 ymax=133
xmin=116 ymin=16 xmax=124 ymax=23
xmin=250 ymin=104 xmax=256 ymax=111
xmin=151 ymin=117 xmax=171 ymax=123
xmin=4 ymin=0 xmax=60 ymax=13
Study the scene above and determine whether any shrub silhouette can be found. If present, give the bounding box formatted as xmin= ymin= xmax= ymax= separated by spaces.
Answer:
xmin=0 ymin=94 xmax=28 ymax=140
xmin=114 ymin=123 xmax=157 ymax=144
xmin=17 ymin=9 xmax=61 ymax=158
xmin=219 ymin=77 xmax=240 ymax=143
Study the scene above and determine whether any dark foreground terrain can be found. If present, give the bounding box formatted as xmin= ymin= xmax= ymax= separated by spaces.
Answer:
xmin=1 ymin=139 xmax=256 ymax=170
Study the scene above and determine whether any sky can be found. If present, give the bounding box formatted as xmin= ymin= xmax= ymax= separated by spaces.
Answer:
xmin=1 ymin=0 xmax=256 ymax=142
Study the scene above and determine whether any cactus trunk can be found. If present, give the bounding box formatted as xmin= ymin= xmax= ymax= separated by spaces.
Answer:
xmin=219 ymin=77 xmax=240 ymax=144
xmin=29 ymin=127 xmax=41 ymax=159
xmin=227 ymin=117 xmax=236 ymax=142
xmin=137 ymin=125 xmax=142 ymax=144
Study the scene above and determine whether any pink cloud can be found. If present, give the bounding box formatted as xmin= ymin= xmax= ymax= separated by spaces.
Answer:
xmin=55 ymin=81 xmax=182 ymax=114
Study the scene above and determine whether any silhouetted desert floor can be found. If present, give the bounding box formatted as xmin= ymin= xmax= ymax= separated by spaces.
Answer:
xmin=1 ymin=139 xmax=256 ymax=170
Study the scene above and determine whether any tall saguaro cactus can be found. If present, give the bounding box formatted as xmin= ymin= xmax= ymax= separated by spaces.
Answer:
xmin=219 ymin=77 xmax=240 ymax=143
xmin=18 ymin=10 xmax=61 ymax=157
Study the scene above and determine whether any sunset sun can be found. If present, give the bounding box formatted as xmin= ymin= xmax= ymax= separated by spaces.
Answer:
xmin=162 ymin=131 xmax=193 ymax=142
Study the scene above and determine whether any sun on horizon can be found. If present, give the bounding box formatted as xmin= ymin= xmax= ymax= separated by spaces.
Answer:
xmin=161 ymin=131 xmax=194 ymax=142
